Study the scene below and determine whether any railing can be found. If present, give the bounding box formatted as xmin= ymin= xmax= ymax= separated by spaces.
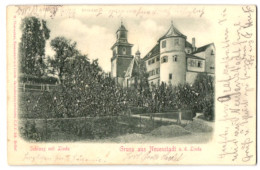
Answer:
xmin=19 ymin=83 xmax=57 ymax=92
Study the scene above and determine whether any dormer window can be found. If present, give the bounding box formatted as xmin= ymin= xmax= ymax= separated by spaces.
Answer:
xmin=162 ymin=40 xmax=166 ymax=48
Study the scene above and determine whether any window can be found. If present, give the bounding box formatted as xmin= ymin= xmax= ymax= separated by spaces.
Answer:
xmin=122 ymin=47 xmax=126 ymax=55
xmin=156 ymin=68 xmax=160 ymax=74
xmin=148 ymin=58 xmax=155 ymax=65
xmin=162 ymin=40 xmax=166 ymax=48
xmin=197 ymin=61 xmax=202 ymax=68
xmin=210 ymin=66 xmax=215 ymax=69
xmin=152 ymin=70 xmax=155 ymax=76
xmin=187 ymin=49 xmax=191 ymax=54
xmin=156 ymin=56 xmax=160 ymax=62
xmin=173 ymin=55 xmax=178 ymax=62
xmin=121 ymin=31 xmax=126 ymax=38
xmin=189 ymin=59 xmax=194 ymax=67
xmin=148 ymin=71 xmax=152 ymax=77
xmin=174 ymin=39 xmax=179 ymax=45
xmin=161 ymin=56 xmax=168 ymax=63
xmin=211 ymin=50 xmax=214 ymax=55
xmin=169 ymin=73 xmax=172 ymax=80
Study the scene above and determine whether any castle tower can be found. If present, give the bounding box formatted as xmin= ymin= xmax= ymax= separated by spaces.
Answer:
xmin=135 ymin=49 xmax=141 ymax=61
xmin=111 ymin=22 xmax=133 ymax=85
xmin=159 ymin=21 xmax=187 ymax=86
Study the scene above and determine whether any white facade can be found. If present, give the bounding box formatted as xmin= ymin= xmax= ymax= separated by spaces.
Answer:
xmin=143 ymin=22 xmax=215 ymax=87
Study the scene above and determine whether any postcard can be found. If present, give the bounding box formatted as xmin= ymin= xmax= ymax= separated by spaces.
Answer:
xmin=7 ymin=5 xmax=256 ymax=165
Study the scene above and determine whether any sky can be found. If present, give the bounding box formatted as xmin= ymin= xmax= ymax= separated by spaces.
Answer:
xmin=45 ymin=16 xmax=214 ymax=72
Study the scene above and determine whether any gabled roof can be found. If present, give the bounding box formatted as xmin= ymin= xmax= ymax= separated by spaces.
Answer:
xmin=125 ymin=57 xmax=139 ymax=78
xmin=159 ymin=22 xmax=187 ymax=40
xmin=192 ymin=43 xmax=214 ymax=54
xmin=185 ymin=41 xmax=193 ymax=48
xmin=187 ymin=54 xmax=205 ymax=60
xmin=142 ymin=43 xmax=160 ymax=61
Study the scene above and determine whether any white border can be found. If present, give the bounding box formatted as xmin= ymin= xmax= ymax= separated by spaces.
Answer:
xmin=1 ymin=0 xmax=259 ymax=169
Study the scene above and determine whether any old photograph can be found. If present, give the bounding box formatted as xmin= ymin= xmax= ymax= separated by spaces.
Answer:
xmin=7 ymin=5 xmax=256 ymax=165
xmin=18 ymin=16 xmax=215 ymax=143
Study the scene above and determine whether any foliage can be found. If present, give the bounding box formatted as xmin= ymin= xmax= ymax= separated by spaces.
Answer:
xmin=49 ymin=36 xmax=80 ymax=83
xmin=192 ymin=73 xmax=215 ymax=120
xmin=57 ymin=55 xmax=126 ymax=117
xmin=126 ymin=72 xmax=214 ymax=120
xmin=126 ymin=59 xmax=151 ymax=107
xmin=19 ymin=17 xmax=50 ymax=77
xmin=21 ymin=54 xmax=127 ymax=118
xmin=19 ymin=120 xmax=42 ymax=141
xmin=174 ymin=83 xmax=198 ymax=110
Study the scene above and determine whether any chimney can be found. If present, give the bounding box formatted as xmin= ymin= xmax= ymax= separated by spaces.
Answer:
xmin=192 ymin=37 xmax=196 ymax=52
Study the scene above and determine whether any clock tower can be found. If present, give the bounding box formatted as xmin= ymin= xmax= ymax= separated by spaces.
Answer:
xmin=111 ymin=22 xmax=133 ymax=85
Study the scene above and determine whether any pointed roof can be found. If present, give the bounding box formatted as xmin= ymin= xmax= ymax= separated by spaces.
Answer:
xmin=111 ymin=21 xmax=133 ymax=49
xmin=117 ymin=21 xmax=127 ymax=32
xmin=135 ymin=49 xmax=141 ymax=55
xmin=159 ymin=21 xmax=186 ymax=40
xmin=125 ymin=57 xmax=139 ymax=78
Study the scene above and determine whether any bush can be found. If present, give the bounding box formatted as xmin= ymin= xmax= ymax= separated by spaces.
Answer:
xmin=129 ymin=106 xmax=148 ymax=114
xmin=202 ymin=97 xmax=214 ymax=121
xmin=19 ymin=120 xmax=43 ymax=141
xmin=192 ymin=73 xmax=215 ymax=121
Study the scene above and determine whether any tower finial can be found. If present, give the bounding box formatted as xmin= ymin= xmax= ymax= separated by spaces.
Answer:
xmin=171 ymin=20 xmax=173 ymax=25
xmin=121 ymin=18 xmax=123 ymax=26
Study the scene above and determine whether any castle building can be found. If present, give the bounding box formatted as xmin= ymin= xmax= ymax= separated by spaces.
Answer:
xmin=111 ymin=21 xmax=215 ymax=87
